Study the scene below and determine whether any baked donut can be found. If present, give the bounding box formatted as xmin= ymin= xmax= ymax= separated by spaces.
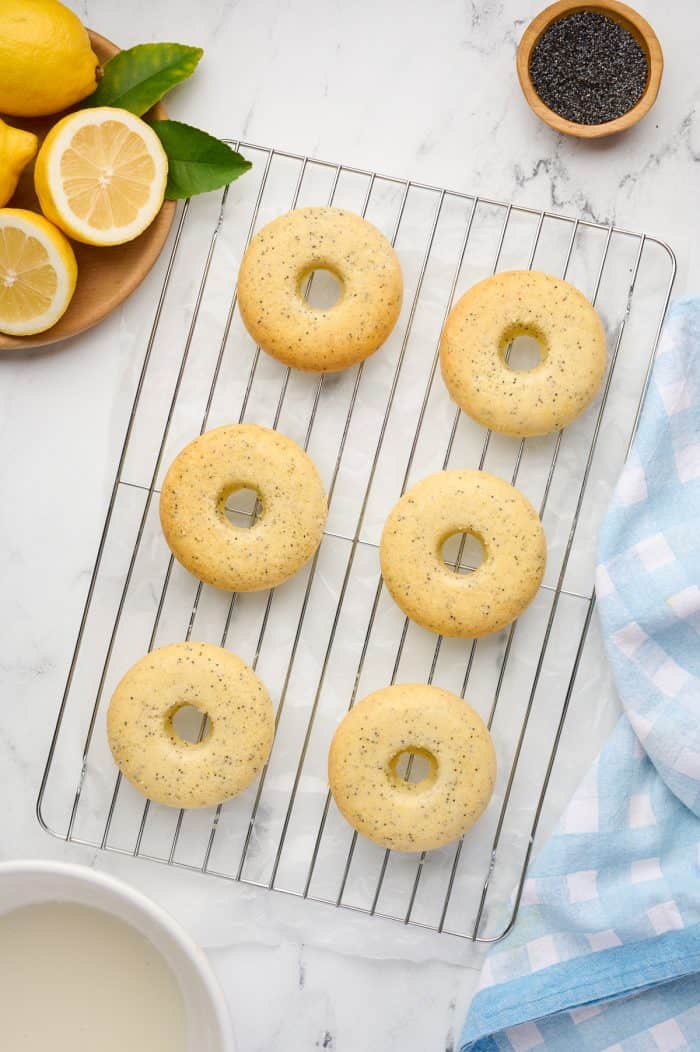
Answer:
xmin=237 ymin=206 xmax=403 ymax=372
xmin=380 ymin=469 xmax=546 ymax=637
xmin=107 ymin=642 xmax=274 ymax=809
xmin=160 ymin=424 xmax=328 ymax=592
xmin=440 ymin=270 xmax=607 ymax=437
xmin=328 ymin=684 xmax=496 ymax=852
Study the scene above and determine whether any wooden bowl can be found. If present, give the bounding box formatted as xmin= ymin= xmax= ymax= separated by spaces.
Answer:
xmin=0 ymin=30 xmax=176 ymax=351
xmin=516 ymin=0 xmax=663 ymax=139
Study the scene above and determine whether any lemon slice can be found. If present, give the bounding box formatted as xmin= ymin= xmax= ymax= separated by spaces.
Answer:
xmin=0 ymin=208 xmax=77 ymax=336
xmin=34 ymin=107 xmax=168 ymax=247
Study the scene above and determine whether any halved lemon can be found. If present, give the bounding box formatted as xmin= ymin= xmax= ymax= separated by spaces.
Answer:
xmin=34 ymin=107 xmax=168 ymax=247
xmin=0 ymin=208 xmax=77 ymax=336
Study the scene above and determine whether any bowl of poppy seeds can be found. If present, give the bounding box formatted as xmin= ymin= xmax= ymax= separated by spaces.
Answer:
xmin=517 ymin=0 xmax=663 ymax=138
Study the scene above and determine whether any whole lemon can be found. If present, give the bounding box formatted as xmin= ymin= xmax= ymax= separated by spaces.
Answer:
xmin=0 ymin=117 xmax=38 ymax=205
xmin=0 ymin=0 xmax=99 ymax=117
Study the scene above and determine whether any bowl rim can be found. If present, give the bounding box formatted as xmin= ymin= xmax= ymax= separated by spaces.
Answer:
xmin=0 ymin=859 xmax=236 ymax=1052
xmin=516 ymin=0 xmax=664 ymax=139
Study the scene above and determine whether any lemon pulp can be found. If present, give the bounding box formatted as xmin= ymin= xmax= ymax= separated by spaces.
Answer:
xmin=0 ymin=209 xmax=77 ymax=336
xmin=35 ymin=108 xmax=168 ymax=247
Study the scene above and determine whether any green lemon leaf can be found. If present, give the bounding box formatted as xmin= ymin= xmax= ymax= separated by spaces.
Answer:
xmin=82 ymin=43 xmax=203 ymax=115
xmin=150 ymin=120 xmax=252 ymax=199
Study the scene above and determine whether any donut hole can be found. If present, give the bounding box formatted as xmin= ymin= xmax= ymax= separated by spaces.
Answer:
xmin=390 ymin=747 xmax=438 ymax=788
xmin=501 ymin=331 xmax=545 ymax=372
xmin=223 ymin=486 xmax=261 ymax=529
xmin=441 ymin=531 xmax=484 ymax=575
xmin=300 ymin=267 xmax=343 ymax=310
xmin=168 ymin=704 xmax=211 ymax=745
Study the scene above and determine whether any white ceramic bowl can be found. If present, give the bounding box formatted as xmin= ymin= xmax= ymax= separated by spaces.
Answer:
xmin=0 ymin=860 xmax=236 ymax=1052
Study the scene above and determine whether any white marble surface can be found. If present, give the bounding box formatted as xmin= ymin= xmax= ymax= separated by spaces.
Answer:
xmin=1 ymin=1 xmax=700 ymax=1049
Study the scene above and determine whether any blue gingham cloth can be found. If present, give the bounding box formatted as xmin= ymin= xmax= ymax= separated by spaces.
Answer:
xmin=460 ymin=297 xmax=700 ymax=1052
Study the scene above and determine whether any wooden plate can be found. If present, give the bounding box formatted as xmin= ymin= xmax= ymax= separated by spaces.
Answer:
xmin=0 ymin=30 xmax=176 ymax=351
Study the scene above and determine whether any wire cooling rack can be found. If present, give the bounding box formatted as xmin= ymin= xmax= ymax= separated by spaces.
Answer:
xmin=38 ymin=141 xmax=676 ymax=943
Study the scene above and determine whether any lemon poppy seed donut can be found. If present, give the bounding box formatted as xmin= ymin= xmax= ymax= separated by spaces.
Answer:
xmin=237 ymin=206 xmax=403 ymax=372
xmin=440 ymin=270 xmax=607 ymax=437
xmin=160 ymin=424 xmax=328 ymax=592
xmin=328 ymin=684 xmax=496 ymax=852
xmin=107 ymin=642 xmax=274 ymax=809
xmin=380 ymin=469 xmax=546 ymax=638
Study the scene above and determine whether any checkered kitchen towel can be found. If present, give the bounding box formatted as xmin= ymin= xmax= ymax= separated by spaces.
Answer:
xmin=460 ymin=297 xmax=700 ymax=1051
